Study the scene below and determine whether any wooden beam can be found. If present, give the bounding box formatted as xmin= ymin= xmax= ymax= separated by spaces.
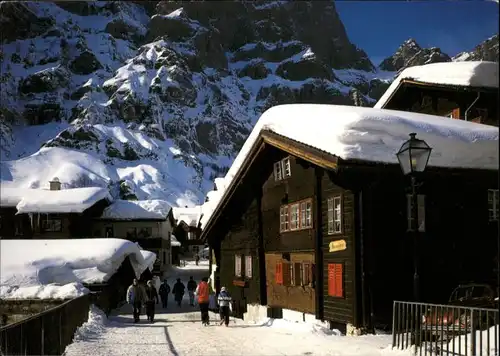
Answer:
xmin=262 ymin=134 xmax=338 ymax=171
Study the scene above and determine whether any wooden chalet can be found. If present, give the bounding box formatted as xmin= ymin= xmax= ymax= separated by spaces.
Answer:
xmin=200 ymin=104 xmax=499 ymax=331
xmin=171 ymin=206 xmax=205 ymax=256
xmin=0 ymin=180 xmax=111 ymax=239
xmin=94 ymin=200 xmax=175 ymax=275
xmin=375 ymin=61 xmax=499 ymax=127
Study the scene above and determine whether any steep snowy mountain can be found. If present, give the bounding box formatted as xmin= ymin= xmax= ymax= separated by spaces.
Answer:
xmin=0 ymin=1 xmax=496 ymax=206
xmin=453 ymin=34 xmax=499 ymax=62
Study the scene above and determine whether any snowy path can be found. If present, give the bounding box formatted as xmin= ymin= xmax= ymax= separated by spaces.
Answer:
xmin=64 ymin=262 xmax=412 ymax=356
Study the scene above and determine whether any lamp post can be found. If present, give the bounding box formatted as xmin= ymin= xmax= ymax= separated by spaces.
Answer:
xmin=396 ymin=133 xmax=432 ymax=302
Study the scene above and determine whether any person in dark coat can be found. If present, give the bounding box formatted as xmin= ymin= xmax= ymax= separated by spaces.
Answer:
xmin=172 ymin=278 xmax=185 ymax=307
xmin=145 ymin=280 xmax=159 ymax=322
xmin=126 ymin=278 xmax=147 ymax=323
xmin=158 ymin=279 xmax=171 ymax=308
xmin=187 ymin=276 xmax=197 ymax=306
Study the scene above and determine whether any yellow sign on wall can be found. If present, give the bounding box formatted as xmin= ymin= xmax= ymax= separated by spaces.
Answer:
xmin=329 ymin=239 xmax=347 ymax=253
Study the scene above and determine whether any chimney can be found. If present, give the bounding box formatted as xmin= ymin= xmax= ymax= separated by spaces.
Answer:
xmin=49 ymin=177 xmax=61 ymax=191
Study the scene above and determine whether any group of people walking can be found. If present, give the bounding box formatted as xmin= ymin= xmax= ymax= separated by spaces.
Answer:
xmin=126 ymin=276 xmax=233 ymax=326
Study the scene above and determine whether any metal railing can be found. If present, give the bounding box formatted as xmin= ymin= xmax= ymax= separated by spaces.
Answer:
xmin=392 ymin=300 xmax=499 ymax=356
xmin=0 ymin=295 xmax=90 ymax=355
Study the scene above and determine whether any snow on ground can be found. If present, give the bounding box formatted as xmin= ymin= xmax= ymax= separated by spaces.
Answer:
xmin=375 ymin=61 xmax=499 ymax=109
xmin=100 ymin=199 xmax=171 ymax=220
xmin=0 ymin=239 xmax=155 ymax=299
xmin=64 ymin=261 xmax=411 ymax=356
xmin=16 ymin=186 xmax=112 ymax=213
xmin=200 ymin=103 xmax=499 ymax=228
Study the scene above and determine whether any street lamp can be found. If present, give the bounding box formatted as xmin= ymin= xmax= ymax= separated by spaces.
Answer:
xmin=396 ymin=133 xmax=432 ymax=302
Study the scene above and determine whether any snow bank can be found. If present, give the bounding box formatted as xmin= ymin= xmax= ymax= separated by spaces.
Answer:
xmin=200 ymin=104 xmax=499 ymax=229
xmin=100 ymin=199 xmax=171 ymax=220
xmin=375 ymin=61 xmax=499 ymax=109
xmin=171 ymin=235 xmax=181 ymax=247
xmin=16 ymin=187 xmax=112 ymax=214
xmin=65 ymin=305 xmax=108 ymax=350
xmin=448 ymin=325 xmax=499 ymax=355
xmin=172 ymin=206 xmax=202 ymax=227
xmin=0 ymin=239 xmax=155 ymax=299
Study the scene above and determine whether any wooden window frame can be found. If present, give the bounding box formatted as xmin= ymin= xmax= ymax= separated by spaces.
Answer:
xmin=488 ymin=189 xmax=499 ymax=222
xmin=235 ymin=254 xmax=242 ymax=277
xmin=273 ymin=157 xmax=292 ymax=181
xmin=245 ymin=255 xmax=253 ymax=278
xmin=327 ymin=196 xmax=342 ymax=235
xmin=277 ymin=261 xmax=315 ymax=287
xmin=279 ymin=198 xmax=313 ymax=233
xmin=406 ymin=194 xmax=426 ymax=232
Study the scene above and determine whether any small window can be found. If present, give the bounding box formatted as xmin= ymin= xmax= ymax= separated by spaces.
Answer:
xmin=192 ymin=245 xmax=200 ymax=253
xmin=290 ymin=203 xmax=299 ymax=230
xmin=41 ymin=218 xmax=62 ymax=232
xmin=327 ymin=196 xmax=342 ymax=234
xmin=407 ymin=195 xmax=426 ymax=232
xmin=280 ymin=199 xmax=313 ymax=232
xmin=488 ymin=189 xmax=499 ymax=221
xmin=137 ymin=227 xmax=152 ymax=238
xmin=327 ymin=263 xmax=344 ymax=298
xmin=126 ymin=227 xmax=137 ymax=239
xmin=235 ymin=254 xmax=242 ymax=277
xmin=245 ymin=255 xmax=253 ymax=278
xmin=273 ymin=157 xmax=292 ymax=181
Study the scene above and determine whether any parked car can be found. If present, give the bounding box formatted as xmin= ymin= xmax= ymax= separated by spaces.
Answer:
xmin=421 ymin=284 xmax=498 ymax=340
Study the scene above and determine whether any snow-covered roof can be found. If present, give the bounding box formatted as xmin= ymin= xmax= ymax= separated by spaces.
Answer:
xmin=140 ymin=249 xmax=157 ymax=271
xmin=200 ymin=104 xmax=499 ymax=230
xmin=172 ymin=206 xmax=202 ymax=227
xmin=375 ymin=61 xmax=499 ymax=109
xmin=0 ymin=238 xmax=155 ymax=300
xmin=15 ymin=187 xmax=112 ymax=214
xmin=100 ymin=199 xmax=171 ymax=220
xmin=0 ymin=187 xmax=41 ymax=207
xmin=171 ymin=235 xmax=181 ymax=247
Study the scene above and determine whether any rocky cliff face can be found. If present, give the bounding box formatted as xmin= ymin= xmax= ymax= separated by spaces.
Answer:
xmin=0 ymin=1 xmax=496 ymax=204
xmin=453 ymin=34 xmax=499 ymax=62
xmin=379 ymin=38 xmax=451 ymax=72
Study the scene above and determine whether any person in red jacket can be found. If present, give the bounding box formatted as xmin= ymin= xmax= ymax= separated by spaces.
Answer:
xmin=195 ymin=277 xmax=210 ymax=326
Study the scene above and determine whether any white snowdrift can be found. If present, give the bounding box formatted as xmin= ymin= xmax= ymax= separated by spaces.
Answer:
xmin=448 ymin=325 xmax=499 ymax=355
xmin=171 ymin=235 xmax=181 ymax=247
xmin=100 ymin=199 xmax=171 ymax=220
xmin=16 ymin=187 xmax=112 ymax=214
xmin=375 ymin=61 xmax=499 ymax=109
xmin=140 ymin=249 xmax=157 ymax=271
xmin=172 ymin=206 xmax=203 ymax=227
xmin=200 ymin=104 xmax=499 ymax=229
xmin=0 ymin=238 xmax=156 ymax=300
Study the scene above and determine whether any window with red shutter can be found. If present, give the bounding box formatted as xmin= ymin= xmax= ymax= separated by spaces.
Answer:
xmin=275 ymin=262 xmax=283 ymax=284
xmin=327 ymin=263 xmax=344 ymax=298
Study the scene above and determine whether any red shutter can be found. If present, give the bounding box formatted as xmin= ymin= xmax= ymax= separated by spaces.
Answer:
xmin=275 ymin=262 xmax=283 ymax=284
xmin=328 ymin=263 xmax=344 ymax=297
xmin=335 ymin=263 xmax=344 ymax=297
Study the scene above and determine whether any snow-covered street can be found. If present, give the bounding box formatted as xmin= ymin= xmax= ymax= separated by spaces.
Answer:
xmin=64 ymin=262 xmax=412 ymax=356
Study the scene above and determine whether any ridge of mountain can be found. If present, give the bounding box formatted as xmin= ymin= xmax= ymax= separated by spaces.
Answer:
xmin=0 ymin=1 xmax=496 ymax=207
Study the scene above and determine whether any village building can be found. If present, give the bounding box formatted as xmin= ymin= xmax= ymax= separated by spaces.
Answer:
xmin=0 ymin=179 xmax=112 ymax=239
xmin=171 ymin=206 xmax=205 ymax=257
xmin=199 ymin=104 xmax=499 ymax=332
xmin=93 ymin=199 xmax=174 ymax=276
xmin=374 ymin=61 xmax=499 ymax=127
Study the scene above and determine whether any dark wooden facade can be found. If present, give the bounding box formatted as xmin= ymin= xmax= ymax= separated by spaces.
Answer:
xmin=0 ymin=199 xmax=109 ymax=239
xmin=203 ymin=130 xmax=499 ymax=329
xmin=380 ymin=80 xmax=499 ymax=127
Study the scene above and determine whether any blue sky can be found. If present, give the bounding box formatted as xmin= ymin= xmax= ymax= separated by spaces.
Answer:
xmin=336 ymin=0 xmax=499 ymax=65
